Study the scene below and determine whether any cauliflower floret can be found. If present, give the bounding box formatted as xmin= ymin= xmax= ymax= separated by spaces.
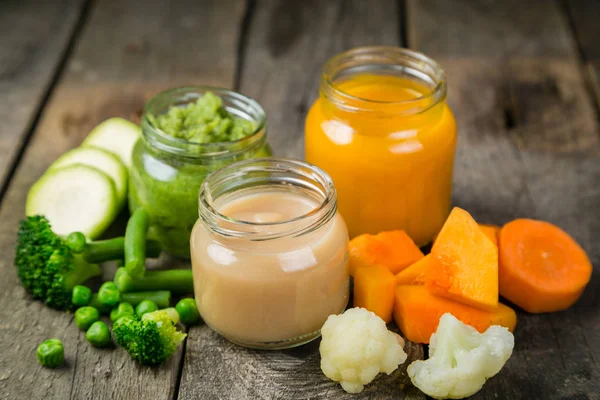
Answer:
xmin=320 ymin=307 xmax=408 ymax=394
xmin=407 ymin=313 xmax=514 ymax=399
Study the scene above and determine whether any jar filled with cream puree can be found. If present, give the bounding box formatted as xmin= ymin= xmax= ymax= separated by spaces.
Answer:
xmin=306 ymin=47 xmax=457 ymax=245
xmin=190 ymin=158 xmax=349 ymax=349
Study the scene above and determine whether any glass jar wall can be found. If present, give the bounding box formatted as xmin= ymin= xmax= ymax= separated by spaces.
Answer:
xmin=129 ymin=87 xmax=271 ymax=258
xmin=305 ymin=47 xmax=457 ymax=245
xmin=190 ymin=159 xmax=349 ymax=349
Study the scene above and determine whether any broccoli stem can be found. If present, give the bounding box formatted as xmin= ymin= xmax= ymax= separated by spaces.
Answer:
xmin=82 ymin=237 xmax=161 ymax=263
xmin=125 ymin=209 xmax=150 ymax=278
xmin=121 ymin=291 xmax=171 ymax=309
xmin=114 ymin=267 xmax=193 ymax=295
xmin=61 ymin=255 xmax=102 ymax=291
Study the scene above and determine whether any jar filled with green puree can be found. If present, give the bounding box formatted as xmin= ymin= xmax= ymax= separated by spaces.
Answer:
xmin=130 ymin=87 xmax=271 ymax=258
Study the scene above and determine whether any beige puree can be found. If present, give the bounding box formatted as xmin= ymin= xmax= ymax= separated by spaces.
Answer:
xmin=191 ymin=189 xmax=349 ymax=348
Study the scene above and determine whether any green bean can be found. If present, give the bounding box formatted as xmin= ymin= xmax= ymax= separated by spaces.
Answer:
xmin=125 ymin=208 xmax=149 ymax=278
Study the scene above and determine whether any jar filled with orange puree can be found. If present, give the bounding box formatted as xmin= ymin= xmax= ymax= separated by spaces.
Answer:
xmin=305 ymin=47 xmax=457 ymax=245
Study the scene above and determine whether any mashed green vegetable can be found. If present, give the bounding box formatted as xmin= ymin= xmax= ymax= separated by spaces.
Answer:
xmin=149 ymin=91 xmax=256 ymax=143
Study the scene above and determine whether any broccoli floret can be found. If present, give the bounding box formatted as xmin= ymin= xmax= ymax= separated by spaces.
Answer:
xmin=14 ymin=215 xmax=163 ymax=310
xmin=113 ymin=308 xmax=186 ymax=365
xmin=15 ymin=216 xmax=101 ymax=309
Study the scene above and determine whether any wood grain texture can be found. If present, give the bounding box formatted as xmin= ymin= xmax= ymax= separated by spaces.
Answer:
xmin=180 ymin=1 xmax=426 ymax=399
xmin=408 ymin=0 xmax=600 ymax=398
xmin=236 ymin=0 xmax=400 ymax=158
xmin=565 ymin=0 xmax=600 ymax=117
xmin=181 ymin=325 xmax=423 ymax=400
xmin=0 ymin=0 xmax=86 ymax=197
xmin=0 ymin=1 xmax=244 ymax=399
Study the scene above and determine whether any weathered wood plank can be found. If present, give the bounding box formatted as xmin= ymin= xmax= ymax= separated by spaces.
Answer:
xmin=182 ymin=326 xmax=424 ymax=400
xmin=565 ymin=0 xmax=600 ymax=118
xmin=0 ymin=0 xmax=87 ymax=197
xmin=409 ymin=0 xmax=600 ymax=398
xmin=180 ymin=1 xmax=425 ymax=399
xmin=0 ymin=1 xmax=245 ymax=399
xmin=236 ymin=0 xmax=400 ymax=158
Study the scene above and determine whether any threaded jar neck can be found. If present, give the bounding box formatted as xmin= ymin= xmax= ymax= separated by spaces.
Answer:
xmin=198 ymin=158 xmax=337 ymax=241
xmin=320 ymin=46 xmax=447 ymax=116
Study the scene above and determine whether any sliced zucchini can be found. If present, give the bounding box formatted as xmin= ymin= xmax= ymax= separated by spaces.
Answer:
xmin=48 ymin=146 xmax=128 ymax=205
xmin=26 ymin=164 xmax=118 ymax=239
xmin=81 ymin=118 xmax=141 ymax=168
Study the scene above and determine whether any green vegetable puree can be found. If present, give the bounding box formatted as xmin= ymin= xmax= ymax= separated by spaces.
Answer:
xmin=130 ymin=91 xmax=270 ymax=258
xmin=148 ymin=91 xmax=256 ymax=143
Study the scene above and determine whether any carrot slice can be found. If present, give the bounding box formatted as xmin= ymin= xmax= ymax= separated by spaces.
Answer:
xmin=349 ymin=230 xmax=423 ymax=276
xmin=396 ymin=254 xmax=431 ymax=285
xmin=394 ymin=285 xmax=516 ymax=344
xmin=479 ymin=224 xmax=500 ymax=246
xmin=426 ymin=207 xmax=499 ymax=311
xmin=354 ymin=264 xmax=397 ymax=323
xmin=498 ymin=219 xmax=592 ymax=313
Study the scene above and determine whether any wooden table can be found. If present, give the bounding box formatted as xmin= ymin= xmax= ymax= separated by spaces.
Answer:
xmin=1 ymin=1 xmax=599 ymax=399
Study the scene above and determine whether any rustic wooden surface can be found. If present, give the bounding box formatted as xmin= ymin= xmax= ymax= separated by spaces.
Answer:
xmin=566 ymin=0 xmax=600 ymax=116
xmin=409 ymin=0 xmax=600 ymax=399
xmin=0 ymin=0 xmax=87 ymax=199
xmin=1 ymin=0 xmax=599 ymax=399
xmin=179 ymin=1 xmax=424 ymax=399
xmin=0 ymin=0 xmax=243 ymax=399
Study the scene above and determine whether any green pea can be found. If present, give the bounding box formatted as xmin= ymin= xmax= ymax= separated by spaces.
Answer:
xmin=75 ymin=306 xmax=100 ymax=331
xmin=86 ymin=321 xmax=112 ymax=348
xmin=97 ymin=282 xmax=120 ymax=307
xmin=110 ymin=302 xmax=135 ymax=322
xmin=37 ymin=338 xmax=64 ymax=368
xmin=72 ymin=285 xmax=92 ymax=307
xmin=65 ymin=231 xmax=86 ymax=253
xmin=135 ymin=300 xmax=158 ymax=318
xmin=175 ymin=298 xmax=200 ymax=326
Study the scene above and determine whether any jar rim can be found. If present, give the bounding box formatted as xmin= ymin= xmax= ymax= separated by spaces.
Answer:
xmin=198 ymin=158 xmax=338 ymax=240
xmin=142 ymin=86 xmax=267 ymax=159
xmin=321 ymin=46 xmax=447 ymax=114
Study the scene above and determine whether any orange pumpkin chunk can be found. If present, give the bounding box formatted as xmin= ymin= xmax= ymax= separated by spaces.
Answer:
xmin=479 ymin=224 xmax=500 ymax=246
xmin=395 ymin=254 xmax=431 ymax=285
xmin=394 ymin=285 xmax=516 ymax=344
xmin=349 ymin=230 xmax=423 ymax=276
xmin=426 ymin=207 xmax=499 ymax=311
xmin=353 ymin=265 xmax=397 ymax=323
xmin=433 ymin=224 xmax=500 ymax=246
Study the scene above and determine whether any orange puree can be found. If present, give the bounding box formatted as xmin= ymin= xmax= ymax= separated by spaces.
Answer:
xmin=306 ymin=73 xmax=457 ymax=245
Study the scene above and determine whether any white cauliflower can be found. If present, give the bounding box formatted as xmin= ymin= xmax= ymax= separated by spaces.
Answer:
xmin=319 ymin=307 xmax=408 ymax=394
xmin=407 ymin=313 xmax=514 ymax=399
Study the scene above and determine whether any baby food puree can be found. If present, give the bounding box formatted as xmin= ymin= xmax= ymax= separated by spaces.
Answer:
xmin=306 ymin=47 xmax=457 ymax=245
xmin=191 ymin=159 xmax=349 ymax=349
xmin=129 ymin=88 xmax=270 ymax=258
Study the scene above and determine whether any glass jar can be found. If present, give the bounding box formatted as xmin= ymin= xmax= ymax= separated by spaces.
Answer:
xmin=190 ymin=158 xmax=349 ymax=349
xmin=129 ymin=87 xmax=271 ymax=258
xmin=305 ymin=47 xmax=457 ymax=246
